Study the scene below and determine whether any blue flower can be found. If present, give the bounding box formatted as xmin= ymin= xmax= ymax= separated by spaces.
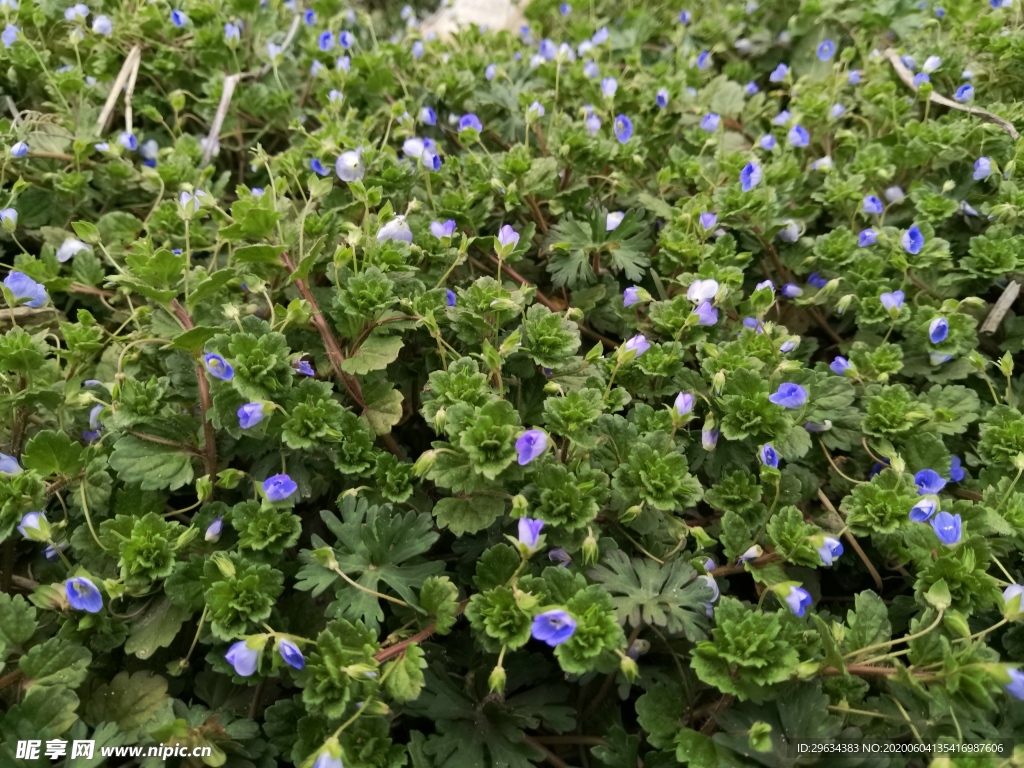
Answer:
xmin=411 ymin=40 xmax=424 ymax=59
xmin=0 ymin=452 xmax=22 ymax=475
xmin=784 ymin=585 xmax=813 ymax=616
xmin=913 ymin=72 xmax=930 ymax=88
xmin=954 ymin=84 xmax=974 ymax=102
xmin=700 ymin=113 xmax=720 ymax=132
xmin=65 ymin=4 xmax=89 ymax=21
xmin=692 ymin=301 xmax=718 ymax=326
xmin=808 ymin=272 xmax=828 ymax=289
xmin=769 ymin=382 xmax=808 ymax=408
xmin=759 ymin=443 xmax=779 ymax=468
xmin=848 ymin=69 xmax=862 ymax=84
xmin=88 ymin=404 xmax=104 ymax=432
xmin=459 ymin=113 xmax=482 ymax=132
xmin=696 ymin=51 xmax=711 ymax=70
xmin=277 ymin=638 xmax=305 ymax=670
xmin=738 ymin=544 xmax=762 ymax=562
xmin=623 ymin=286 xmax=641 ymax=307
xmin=818 ymin=537 xmax=844 ymax=566
xmin=317 ymin=30 xmax=334 ymax=51
xmin=293 ymin=359 xmax=315 ymax=376
xmin=10 ymin=141 xmax=28 ymax=158
xmin=518 ymin=518 xmax=545 ymax=551
xmin=225 ymin=639 xmax=260 ymax=677
xmin=887 ymin=187 xmax=906 ymax=202
xmin=263 ymin=473 xmax=298 ymax=502
xmin=497 ymin=224 xmax=520 ymax=251
xmin=421 ymin=149 xmax=441 ymax=170
xmin=335 ymin=149 xmax=364 ymax=182
xmin=538 ymin=38 xmax=556 ymax=60
xmin=531 ymin=609 xmax=576 ymax=646
xmin=304 ymin=9 xmax=316 ymax=24
xmin=656 ymin=88 xmax=669 ymax=107
xmin=313 ymin=749 xmax=344 ymax=768
xmin=420 ymin=106 xmax=436 ymax=125
xmin=830 ymin=356 xmax=851 ymax=375
xmin=862 ymin=195 xmax=884 ymax=214
xmin=679 ymin=10 xmax=692 ymax=23
xmin=224 ymin=22 xmax=241 ymax=43
xmin=591 ymin=26 xmax=609 ymax=44
xmin=782 ymin=282 xmax=803 ymax=298
xmin=699 ymin=212 xmax=718 ymax=231
xmin=601 ymin=77 xmax=618 ymax=98
xmin=817 ymin=39 xmax=835 ymax=61
xmin=930 ymin=511 xmax=961 ymax=546
xmin=17 ymin=511 xmax=47 ymax=540
xmin=2 ymin=23 xmax=18 ymax=47
xmin=702 ymin=427 xmax=719 ymax=451
xmin=171 ymin=9 xmax=188 ymax=27
xmin=516 ymin=429 xmax=548 ymax=465
xmin=338 ymin=30 xmax=354 ymax=48
xmin=930 ymin=352 xmax=953 ymax=366
xmin=778 ymin=221 xmax=800 ymax=242
xmin=205 ymin=517 xmax=223 ymax=542
xmin=484 ymin=63 xmax=497 ymax=80
xmin=902 ymin=224 xmax=924 ymax=254
xmin=830 ymin=103 xmax=847 ymax=119
xmin=309 ymin=158 xmax=328 ymax=175
xmin=759 ymin=134 xmax=776 ymax=150
xmin=935 ymin=7 xmax=945 ymax=17
xmin=446 ymin=289 xmax=457 ymax=307
xmin=203 ymin=353 xmax=234 ymax=381
xmin=858 ymin=228 xmax=877 ymax=247
xmin=430 ymin=219 xmax=456 ymax=239
xmin=118 ymin=131 xmax=138 ymax=151
xmin=584 ymin=60 xmax=599 ymax=79
xmin=1007 ymin=669 xmax=1024 ymax=700
xmin=585 ymin=111 xmax=601 ymax=135
xmin=4 ymin=272 xmax=48 ymax=308
xmin=378 ymin=215 xmax=413 ymax=243
xmin=974 ymin=156 xmax=992 ymax=180
xmin=92 ymin=15 xmax=112 ymax=35
xmin=915 ymin=469 xmax=946 ymax=495
xmin=623 ymin=334 xmax=651 ymax=357
xmin=238 ymin=402 xmax=265 ymax=429
xmin=674 ymin=392 xmax=694 ymax=416
xmin=769 ymin=63 xmax=788 ymax=82
xmin=740 ymin=161 xmax=762 ymax=192
xmin=929 ymin=317 xmax=949 ymax=344
xmin=66 ymin=577 xmax=103 ymax=613
xmin=560 ymin=3 xmax=571 ymax=15
xmin=910 ymin=497 xmax=937 ymax=522
xmin=880 ymin=290 xmax=905 ymax=313
xmin=614 ymin=114 xmax=633 ymax=143
xmin=922 ymin=55 xmax=941 ymax=73
xmin=949 ymin=456 xmax=965 ymax=482
xmin=772 ymin=110 xmax=791 ymax=126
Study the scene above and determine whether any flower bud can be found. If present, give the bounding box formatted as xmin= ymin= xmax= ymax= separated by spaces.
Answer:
xmin=413 ymin=450 xmax=437 ymax=475
xmin=619 ymin=655 xmax=639 ymax=682
xmin=942 ymin=610 xmax=971 ymax=638
xmin=1003 ymin=584 xmax=1024 ymax=621
xmin=620 ymin=504 xmax=643 ymax=523
xmin=488 ymin=664 xmax=506 ymax=694
xmin=511 ymin=494 xmax=528 ymax=516
xmin=433 ymin=408 xmax=446 ymax=433
xmin=835 ymin=294 xmax=854 ymax=314
xmin=311 ymin=546 xmax=340 ymax=571
xmin=582 ymin=528 xmax=599 ymax=565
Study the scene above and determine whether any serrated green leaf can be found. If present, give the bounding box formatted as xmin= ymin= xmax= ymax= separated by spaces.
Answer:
xmin=342 ymin=332 xmax=404 ymax=375
xmin=20 ymin=637 xmax=91 ymax=689
xmin=108 ymin=435 xmax=195 ymax=491
xmin=384 ymin=643 xmax=426 ymax=702
xmin=21 ymin=430 xmax=85 ymax=478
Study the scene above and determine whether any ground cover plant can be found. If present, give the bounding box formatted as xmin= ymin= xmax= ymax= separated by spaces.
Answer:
xmin=2 ymin=0 xmax=1024 ymax=764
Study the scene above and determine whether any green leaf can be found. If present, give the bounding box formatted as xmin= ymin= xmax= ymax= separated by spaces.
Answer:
xmin=21 ymin=430 xmax=85 ymax=478
xmin=844 ymin=590 xmax=891 ymax=652
xmin=84 ymin=671 xmax=171 ymax=735
xmin=19 ymin=637 xmax=91 ymax=688
xmin=418 ymin=576 xmax=459 ymax=635
xmin=588 ymin=550 xmax=712 ymax=640
xmin=234 ymin=244 xmax=286 ymax=264
xmin=0 ymin=593 xmax=37 ymax=649
xmin=362 ymin=384 xmax=404 ymax=435
xmin=1 ymin=685 xmax=80 ymax=739
xmin=433 ymin=494 xmax=505 ymax=535
xmin=124 ymin=597 xmax=193 ymax=660
xmin=108 ymin=435 xmax=195 ymax=491
xmin=384 ymin=642 xmax=426 ymax=702
xmin=167 ymin=325 xmax=221 ymax=354
xmin=342 ymin=332 xmax=404 ymax=375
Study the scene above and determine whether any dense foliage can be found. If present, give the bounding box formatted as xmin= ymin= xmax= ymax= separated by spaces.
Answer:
xmin=2 ymin=0 xmax=1024 ymax=764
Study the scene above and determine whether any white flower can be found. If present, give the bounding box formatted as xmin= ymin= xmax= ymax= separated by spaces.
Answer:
xmin=686 ymin=278 xmax=719 ymax=303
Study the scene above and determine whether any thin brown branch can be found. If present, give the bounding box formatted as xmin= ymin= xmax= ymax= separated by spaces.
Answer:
xmin=522 ymin=736 xmax=569 ymax=768
xmin=530 ymin=736 xmax=610 ymax=748
xmin=126 ymin=429 xmax=201 ymax=455
xmin=169 ymin=300 xmax=218 ymax=479
xmin=818 ymin=489 xmax=883 ymax=591
xmin=67 ymin=283 xmax=116 ymax=299
xmin=0 ymin=669 xmax=25 ymax=690
xmin=710 ymin=552 xmax=780 ymax=577
xmin=373 ymin=601 xmax=468 ymax=663
xmin=525 ymin=195 xmax=549 ymax=234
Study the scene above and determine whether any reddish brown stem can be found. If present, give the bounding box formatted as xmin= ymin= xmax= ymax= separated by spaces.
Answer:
xmin=170 ymin=300 xmax=218 ymax=479
xmin=373 ymin=601 xmax=467 ymax=663
xmin=710 ymin=552 xmax=780 ymax=577
xmin=522 ymin=736 xmax=569 ymax=768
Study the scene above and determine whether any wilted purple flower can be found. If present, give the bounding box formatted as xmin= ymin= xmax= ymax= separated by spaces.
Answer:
xmin=606 ymin=211 xmax=625 ymax=231
xmin=263 ymin=474 xmax=298 ymax=502
xmin=10 ymin=141 xmax=28 ymax=158
xmin=784 ymin=585 xmax=813 ymax=616
xmin=518 ymin=518 xmax=545 ymax=551
xmin=880 ymin=290 xmax=905 ymax=313
xmin=788 ymin=124 xmax=810 ymax=147
xmin=769 ymin=63 xmax=788 ymax=82
xmin=954 ymin=84 xmax=974 ymax=102
xmin=205 ymin=517 xmax=223 ymax=542
xmin=531 ymin=610 xmax=576 ymax=646
xmin=807 ymin=273 xmax=828 ymax=289
xmin=863 ymin=195 xmax=884 ymax=214
xmin=902 ymin=224 xmax=924 ymax=254
xmin=910 ymin=497 xmax=937 ymax=523
xmin=915 ymin=469 xmax=946 ymax=495
xmin=818 ymin=537 xmax=844 ymax=566
xmin=702 ymin=427 xmax=719 ymax=451
xmin=548 ymin=548 xmax=571 ymax=567
xmin=516 ymin=429 xmax=548 ymax=465
xmin=830 ymin=356 xmax=851 ymax=375
xmin=769 ymin=382 xmax=808 ymax=408
xmin=848 ymin=69 xmax=862 ymax=84
xmin=858 ymin=229 xmax=877 ymax=247
xmin=224 ymin=22 xmax=241 ymax=43
xmin=623 ymin=334 xmax=650 ymax=357
xmin=66 ymin=577 xmax=103 ymax=613
xmin=778 ymin=221 xmax=800 ymax=242
xmin=623 ymin=287 xmax=641 ymax=307
xmin=759 ymin=443 xmax=779 ymax=468
xmin=614 ymin=114 xmax=633 ymax=143
xmin=931 ymin=511 xmax=961 ymax=546
xmin=782 ymin=283 xmax=803 ymax=298
xmin=238 ymin=402 xmax=265 ymax=429
xmin=692 ymin=301 xmax=719 ymax=326
xmin=203 ymin=353 xmax=234 ymax=381
xmin=885 ymin=186 xmax=905 ymax=203
xmin=830 ymin=103 xmax=846 ymax=119
xmin=459 ymin=113 xmax=483 ymax=132
xmin=817 ymin=40 xmax=836 ymax=61
xmin=585 ymin=111 xmax=601 ymax=135
xmin=949 ymin=456 xmax=964 ymax=482
xmin=928 ymin=317 xmax=949 ymax=343
xmin=812 ymin=156 xmax=834 ymax=170
xmin=674 ymin=392 xmax=694 ymax=416
xmin=4 ymin=272 xmax=48 ymax=308
xmin=922 ymin=55 xmax=941 ymax=73
xmin=700 ymin=113 xmax=720 ymax=132
xmin=772 ymin=110 xmax=791 ymax=126
xmin=92 ymin=15 xmax=112 ymax=35
xmin=696 ymin=50 xmax=711 ymax=69
xmin=225 ymin=640 xmax=260 ymax=677
xmin=974 ymin=157 xmax=992 ymax=180
xmin=294 ymin=359 xmax=315 ymax=376
xmin=740 ymin=161 xmax=761 ymax=191
xmin=278 ymin=638 xmax=305 ymax=670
